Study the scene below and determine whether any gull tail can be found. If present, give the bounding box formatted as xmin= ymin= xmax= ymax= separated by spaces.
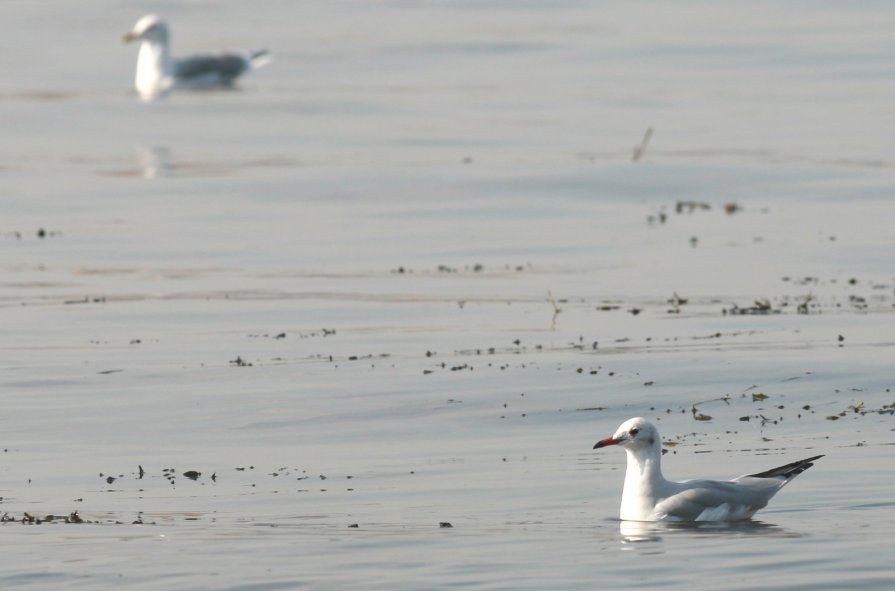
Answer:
xmin=747 ymin=455 xmax=824 ymax=480
xmin=249 ymin=49 xmax=272 ymax=70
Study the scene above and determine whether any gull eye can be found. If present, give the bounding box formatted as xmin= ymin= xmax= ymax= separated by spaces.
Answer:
xmin=630 ymin=427 xmax=639 ymax=436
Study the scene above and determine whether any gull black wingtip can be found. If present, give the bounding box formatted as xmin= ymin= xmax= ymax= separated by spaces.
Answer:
xmin=746 ymin=454 xmax=825 ymax=479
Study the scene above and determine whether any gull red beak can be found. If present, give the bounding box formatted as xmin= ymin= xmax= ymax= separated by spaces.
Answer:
xmin=593 ymin=437 xmax=619 ymax=449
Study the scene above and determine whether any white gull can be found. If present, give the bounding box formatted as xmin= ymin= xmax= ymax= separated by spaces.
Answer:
xmin=122 ymin=14 xmax=271 ymax=102
xmin=594 ymin=417 xmax=822 ymax=522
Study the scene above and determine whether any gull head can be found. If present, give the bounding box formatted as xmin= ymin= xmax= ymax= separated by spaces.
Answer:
xmin=122 ymin=14 xmax=169 ymax=44
xmin=593 ymin=417 xmax=661 ymax=456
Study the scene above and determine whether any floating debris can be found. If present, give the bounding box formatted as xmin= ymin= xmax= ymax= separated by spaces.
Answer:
xmin=229 ymin=356 xmax=252 ymax=367
xmin=675 ymin=201 xmax=711 ymax=214
xmin=724 ymin=300 xmax=777 ymax=315
xmin=3 ymin=511 xmax=87 ymax=525
xmin=797 ymin=296 xmax=813 ymax=314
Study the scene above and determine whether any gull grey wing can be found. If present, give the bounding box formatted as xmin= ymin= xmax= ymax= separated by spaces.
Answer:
xmin=173 ymin=54 xmax=249 ymax=83
xmin=654 ymin=479 xmax=778 ymax=521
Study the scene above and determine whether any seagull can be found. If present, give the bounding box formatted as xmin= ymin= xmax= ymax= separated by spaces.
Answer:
xmin=122 ymin=14 xmax=271 ymax=101
xmin=593 ymin=417 xmax=822 ymax=522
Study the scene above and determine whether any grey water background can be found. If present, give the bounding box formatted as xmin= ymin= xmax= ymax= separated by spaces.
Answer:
xmin=2 ymin=1 xmax=895 ymax=589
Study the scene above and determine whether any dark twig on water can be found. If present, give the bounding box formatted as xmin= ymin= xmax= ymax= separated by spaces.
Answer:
xmin=690 ymin=395 xmax=731 ymax=421
xmin=632 ymin=127 xmax=654 ymax=162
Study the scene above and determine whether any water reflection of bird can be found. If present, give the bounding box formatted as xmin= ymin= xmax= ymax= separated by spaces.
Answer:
xmin=135 ymin=145 xmax=173 ymax=179
xmin=122 ymin=14 xmax=271 ymax=102
xmin=594 ymin=417 xmax=822 ymax=521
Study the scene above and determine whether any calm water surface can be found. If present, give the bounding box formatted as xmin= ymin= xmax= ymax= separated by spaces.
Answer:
xmin=2 ymin=1 xmax=895 ymax=589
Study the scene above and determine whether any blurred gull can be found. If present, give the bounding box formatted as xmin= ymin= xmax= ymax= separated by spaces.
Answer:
xmin=122 ymin=14 xmax=271 ymax=101
xmin=594 ymin=417 xmax=822 ymax=521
